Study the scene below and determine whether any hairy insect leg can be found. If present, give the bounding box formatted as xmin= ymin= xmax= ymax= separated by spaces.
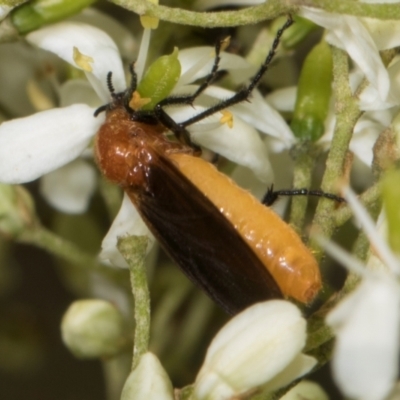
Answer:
xmin=262 ymin=185 xmax=345 ymax=206
xmin=178 ymin=15 xmax=294 ymax=129
xmin=152 ymin=37 xmax=227 ymax=150
xmin=155 ymin=36 xmax=226 ymax=111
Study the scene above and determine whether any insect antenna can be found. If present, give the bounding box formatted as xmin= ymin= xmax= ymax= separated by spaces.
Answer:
xmin=93 ymin=72 xmax=118 ymax=116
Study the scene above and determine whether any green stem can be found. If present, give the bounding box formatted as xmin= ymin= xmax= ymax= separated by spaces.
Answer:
xmin=18 ymin=224 xmax=102 ymax=270
xmin=310 ymin=47 xmax=361 ymax=257
xmin=110 ymin=0 xmax=400 ymax=28
xmin=289 ymin=142 xmax=319 ymax=232
xmin=111 ymin=0 xmax=290 ymax=27
xmin=117 ymin=235 xmax=150 ymax=370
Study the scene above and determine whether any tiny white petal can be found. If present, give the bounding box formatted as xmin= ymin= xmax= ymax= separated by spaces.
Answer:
xmin=327 ymin=275 xmax=400 ymax=400
xmin=193 ymin=86 xmax=295 ymax=145
xmin=232 ymin=90 xmax=295 ymax=146
xmin=363 ymin=18 xmax=400 ymax=50
xmin=177 ymin=47 xmax=253 ymax=87
xmin=167 ymin=102 xmax=273 ymax=182
xmin=40 ymin=159 xmax=96 ymax=214
xmin=349 ymin=124 xmax=380 ymax=166
xmin=100 ymin=194 xmax=154 ymax=268
xmin=192 ymin=116 xmax=273 ymax=183
xmin=121 ymin=353 xmax=174 ymax=400
xmin=27 ymin=22 xmax=125 ymax=101
xmin=194 ymin=301 xmax=307 ymax=399
xmin=0 ymin=104 xmax=101 ymax=183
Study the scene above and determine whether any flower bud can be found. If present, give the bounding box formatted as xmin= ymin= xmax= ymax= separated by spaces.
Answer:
xmin=194 ymin=300 xmax=316 ymax=400
xmin=11 ymin=0 xmax=97 ymax=34
xmin=137 ymin=47 xmax=181 ymax=110
xmin=121 ymin=352 xmax=174 ymax=400
xmin=291 ymin=40 xmax=333 ymax=141
xmin=0 ymin=183 xmax=35 ymax=238
xmin=61 ymin=299 xmax=127 ymax=358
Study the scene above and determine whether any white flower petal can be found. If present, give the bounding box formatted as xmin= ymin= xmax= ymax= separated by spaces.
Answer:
xmin=193 ymin=116 xmax=273 ymax=183
xmin=363 ymin=18 xmax=400 ymax=50
xmin=166 ymin=103 xmax=273 ymax=182
xmin=100 ymin=194 xmax=154 ymax=268
xmin=349 ymin=123 xmax=381 ymax=166
xmin=121 ymin=353 xmax=174 ymax=400
xmin=261 ymin=354 xmax=317 ymax=394
xmin=40 ymin=159 xmax=96 ymax=214
xmin=301 ymin=8 xmax=390 ymax=102
xmin=27 ymin=22 xmax=125 ymax=101
xmin=232 ymin=90 xmax=295 ymax=146
xmin=194 ymin=301 xmax=307 ymax=399
xmin=0 ymin=104 xmax=101 ymax=183
xmin=327 ymin=275 xmax=400 ymax=400
xmin=177 ymin=47 xmax=253 ymax=87
xmin=72 ymin=8 xmax=137 ymax=59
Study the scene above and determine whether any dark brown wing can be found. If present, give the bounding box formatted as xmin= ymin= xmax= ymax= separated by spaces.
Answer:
xmin=126 ymin=152 xmax=282 ymax=315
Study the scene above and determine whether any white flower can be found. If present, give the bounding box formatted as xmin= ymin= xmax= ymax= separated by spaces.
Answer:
xmin=194 ymin=300 xmax=316 ymax=400
xmin=121 ymin=353 xmax=174 ymax=400
xmin=300 ymin=7 xmax=400 ymax=110
xmin=317 ymin=186 xmax=400 ymax=400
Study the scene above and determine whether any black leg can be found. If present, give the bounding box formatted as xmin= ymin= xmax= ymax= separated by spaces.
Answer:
xmin=154 ymin=36 xmax=226 ymax=111
xmin=262 ymin=185 xmax=345 ymax=206
xmin=178 ymin=15 xmax=294 ymax=128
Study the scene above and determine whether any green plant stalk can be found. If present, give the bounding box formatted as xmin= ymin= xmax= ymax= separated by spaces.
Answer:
xmin=310 ymin=47 xmax=361 ymax=257
xmin=110 ymin=0 xmax=400 ymax=28
xmin=288 ymin=142 xmax=320 ymax=233
xmin=111 ymin=0 xmax=286 ymax=27
xmin=18 ymin=224 xmax=102 ymax=270
xmin=117 ymin=235 xmax=150 ymax=370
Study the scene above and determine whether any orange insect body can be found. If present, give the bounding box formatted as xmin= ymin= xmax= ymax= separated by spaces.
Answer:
xmin=95 ymin=106 xmax=321 ymax=309
xmin=170 ymin=153 xmax=321 ymax=303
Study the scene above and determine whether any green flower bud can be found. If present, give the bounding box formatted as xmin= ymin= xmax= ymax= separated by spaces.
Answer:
xmin=381 ymin=169 xmax=400 ymax=254
xmin=0 ymin=183 xmax=35 ymax=238
xmin=137 ymin=47 xmax=181 ymax=110
xmin=121 ymin=353 xmax=174 ymax=400
xmin=291 ymin=40 xmax=333 ymax=142
xmin=61 ymin=299 xmax=127 ymax=359
xmin=11 ymin=0 xmax=96 ymax=34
